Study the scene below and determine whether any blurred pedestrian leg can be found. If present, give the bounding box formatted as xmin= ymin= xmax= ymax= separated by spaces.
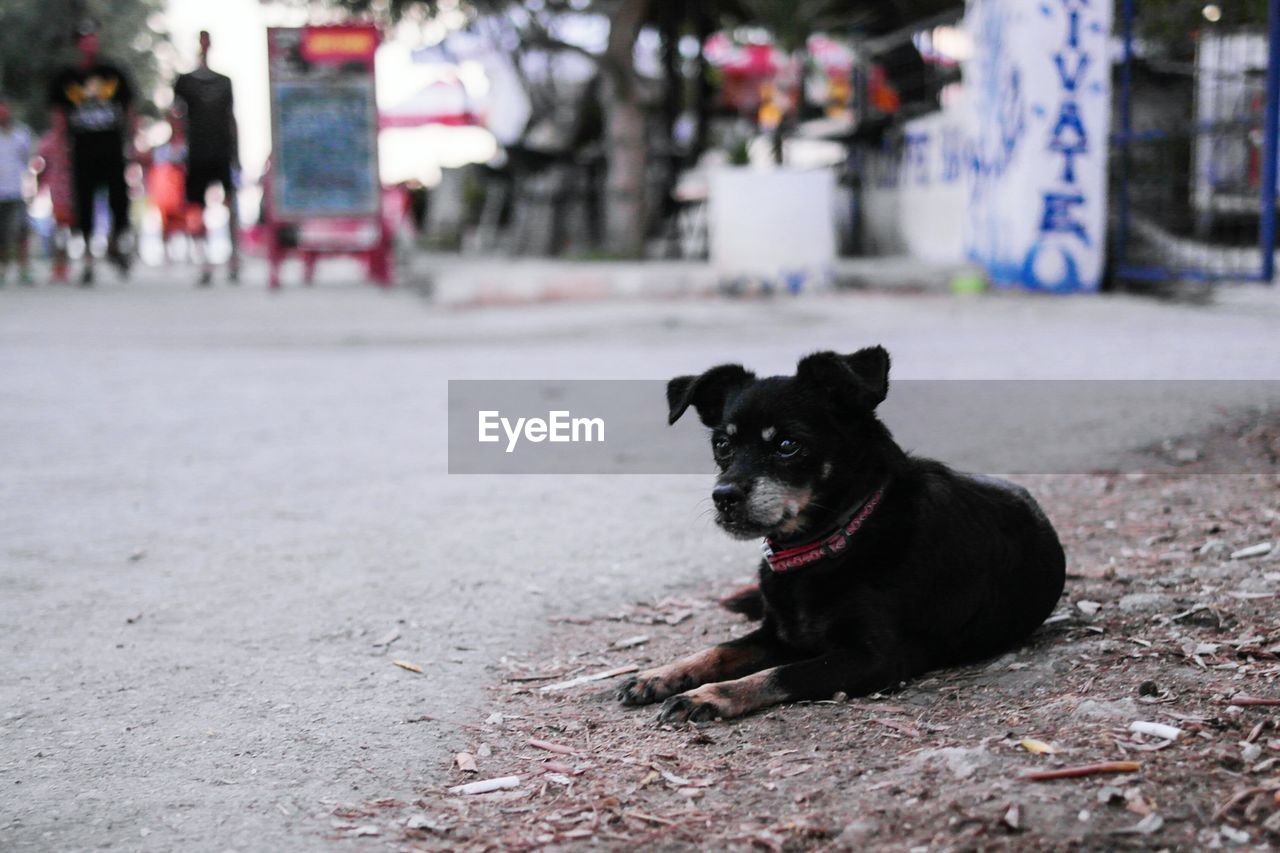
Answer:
xmin=0 ymin=95 xmax=33 ymax=285
xmin=36 ymin=129 xmax=75 ymax=282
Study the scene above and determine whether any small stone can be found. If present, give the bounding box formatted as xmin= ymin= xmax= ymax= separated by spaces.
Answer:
xmin=1134 ymin=813 xmax=1164 ymax=835
xmin=1118 ymin=593 xmax=1167 ymax=613
xmin=1097 ymin=786 xmax=1124 ymax=805
xmin=1221 ymin=825 xmax=1250 ymax=844
xmin=1199 ymin=539 xmax=1230 ymax=558
xmin=404 ymin=814 xmax=450 ymax=833
xmin=1076 ymin=600 xmax=1102 ymax=617
xmin=836 ymin=821 xmax=875 ymax=846
xmin=1231 ymin=542 xmax=1273 ymax=560
xmin=1242 ymin=742 xmax=1263 ymax=763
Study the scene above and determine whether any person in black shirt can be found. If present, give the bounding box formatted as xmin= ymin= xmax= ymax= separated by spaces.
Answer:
xmin=173 ymin=31 xmax=240 ymax=285
xmin=48 ymin=19 xmax=136 ymax=285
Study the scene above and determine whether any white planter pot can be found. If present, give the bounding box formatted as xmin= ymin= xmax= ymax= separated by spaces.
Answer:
xmin=708 ymin=167 xmax=836 ymax=292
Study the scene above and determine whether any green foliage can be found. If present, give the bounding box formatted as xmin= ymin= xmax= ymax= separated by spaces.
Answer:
xmin=726 ymin=0 xmax=855 ymax=52
xmin=0 ymin=0 xmax=168 ymax=132
xmin=1134 ymin=0 xmax=1269 ymax=53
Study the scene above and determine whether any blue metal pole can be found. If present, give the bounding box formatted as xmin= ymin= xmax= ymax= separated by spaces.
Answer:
xmin=1260 ymin=0 xmax=1280 ymax=283
xmin=1112 ymin=0 xmax=1136 ymax=282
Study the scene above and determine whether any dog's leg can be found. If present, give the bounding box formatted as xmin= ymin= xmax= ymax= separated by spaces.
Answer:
xmin=616 ymin=627 xmax=795 ymax=706
xmin=656 ymin=650 xmax=906 ymax=722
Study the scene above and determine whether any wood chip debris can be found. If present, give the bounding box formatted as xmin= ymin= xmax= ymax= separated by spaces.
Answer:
xmin=448 ymin=775 xmax=522 ymax=795
xmin=625 ymin=810 xmax=675 ymax=826
xmin=538 ymin=664 xmax=639 ymax=693
xmin=870 ymin=718 xmax=921 ymax=737
xmin=1129 ymin=721 xmax=1182 ymax=741
xmin=392 ymin=660 xmax=423 ymax=673
xmin=1020 ymin=737 xmax=1057 ymax=754
xmin=454 ymin=752 xmax=478 ymax=773
xmin=372 ymin=629 xmax=401 ymax=648
xmin=610 ymin=635 xmax=650 ymax=650
xmin=528 ymin=737 xmax=576 ymax=756
xmin=1231 ymin=542 xmax=1273 ymax=560
xmin=1228 ymin=695 xmax=1280 ymax=707
xmin=1212 ymin=786 xmax=1273 ymax=821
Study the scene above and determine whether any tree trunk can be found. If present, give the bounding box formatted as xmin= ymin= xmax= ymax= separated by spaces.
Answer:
xmin=690 ymin=6 xmax=714 ymax=163
xmin=601 ymin=0 xmax=649 ymax=258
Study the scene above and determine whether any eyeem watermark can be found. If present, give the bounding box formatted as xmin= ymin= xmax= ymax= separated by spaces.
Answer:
xmin=478 ymin=410 xmax=605 ymax=453
xmin=449 ymin=379 xmax=1280 ymax=474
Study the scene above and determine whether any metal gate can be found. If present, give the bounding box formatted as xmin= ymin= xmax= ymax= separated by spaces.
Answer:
xmin=1111 ymin=0 xmax=1280 ymax=284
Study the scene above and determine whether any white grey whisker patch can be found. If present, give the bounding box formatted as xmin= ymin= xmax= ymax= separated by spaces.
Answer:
xmin=725 ymin=424 xmax=737 ymax=436
xmin=762 ymin=427 xmax=776 ymax=442
xmin=748 ymin=477 xmax=812 ymax=533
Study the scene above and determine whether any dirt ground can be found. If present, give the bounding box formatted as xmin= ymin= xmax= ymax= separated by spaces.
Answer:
xmin=328 ymin=413 xmax=1280 ymax=851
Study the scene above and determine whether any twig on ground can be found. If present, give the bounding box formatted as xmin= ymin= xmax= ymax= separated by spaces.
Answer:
xmin=528 ymin=737 xmax=577 ymax=756
xmin=1019 ymin=761 xmax=1141 ymax=781
xmin=1212 ymin=787 xmax=1270 ymax=821
xmin=625 ymin=810 xmax=676 ymax=826
xmin=539 ymin=664 xmax=639 ymax=693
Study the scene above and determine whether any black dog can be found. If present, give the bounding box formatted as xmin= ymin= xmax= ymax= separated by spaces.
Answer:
xmin=617 ymin=346 xmax=1065 ymax=722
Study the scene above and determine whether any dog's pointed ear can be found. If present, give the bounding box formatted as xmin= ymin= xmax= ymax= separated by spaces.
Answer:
xmin=844 ymin=345 xmax=891 ymax=406
xmin=796 ymin=345 xmax=891 ymax=410
xmin=667 ymin=364 xmax=755 ymax=426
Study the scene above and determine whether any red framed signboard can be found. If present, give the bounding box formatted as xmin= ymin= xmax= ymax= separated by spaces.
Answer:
xmin=265 ymin=25 xmax=392 ymax=288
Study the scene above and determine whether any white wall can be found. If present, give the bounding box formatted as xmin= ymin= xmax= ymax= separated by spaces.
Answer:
xmin=861 ymin=108 xmax=968 ymax=263
xmin=860 ymin=0 xmax=1113 ymax=293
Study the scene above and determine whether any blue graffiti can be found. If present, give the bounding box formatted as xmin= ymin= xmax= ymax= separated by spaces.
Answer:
xmin=1048 ymin=101 xmax=1088 ymax=183
xmin=1021 ymin=243 xmax=1082 ymax=292
xmin=1053 ymin=51 xmax=1090 ymax=92
xmin=904 ymin=132 xmax=930 ymax=185
xmin=1020 ymin=0 xmax=1098 ymax=291
xmin=1039 ymin=192 xmax=1090 ymax=244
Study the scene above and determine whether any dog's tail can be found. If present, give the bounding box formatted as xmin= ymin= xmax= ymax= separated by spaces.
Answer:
xmin=719 ymin=583 xmax=764 ymax=620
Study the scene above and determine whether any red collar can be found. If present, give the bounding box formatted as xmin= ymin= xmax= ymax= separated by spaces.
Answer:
xmin=762 ymin=487 xmax=885 ymax=573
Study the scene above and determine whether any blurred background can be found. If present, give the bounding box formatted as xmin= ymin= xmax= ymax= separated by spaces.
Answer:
xmin=0 ymin=0 xmax=1275 ymax=294
xmin=4 ymin=4 xmax=1280 ymax=850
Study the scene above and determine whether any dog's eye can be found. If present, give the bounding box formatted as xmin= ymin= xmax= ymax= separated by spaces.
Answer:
xmin=776 ymin=438 xmax=801 ymax=459
xmin=712 ymin=435 xmax=733 ymax=460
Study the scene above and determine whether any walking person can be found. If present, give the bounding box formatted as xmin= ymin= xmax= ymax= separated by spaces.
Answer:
xmin=142 ymin=108 xmax=192 ymax=263
xmin=0 ymin=95 xmax=34 ymax=285
xmin=35 ymin=128 xmax=75 ymax=282
xmin=48 ymin=18 xmax=137 ymax=285
xmin=173 ymin=31 xmax=240 ymax=285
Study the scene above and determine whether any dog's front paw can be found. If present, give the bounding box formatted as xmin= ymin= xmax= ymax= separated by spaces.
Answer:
xmin=657 ymin=689 xmax=725 ymax=724
xmin=616 ymin=668 xmax=687 ymax=706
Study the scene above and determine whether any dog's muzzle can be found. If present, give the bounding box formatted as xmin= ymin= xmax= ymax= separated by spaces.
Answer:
xmin=712 ymin=479 xmax=806 ymax=539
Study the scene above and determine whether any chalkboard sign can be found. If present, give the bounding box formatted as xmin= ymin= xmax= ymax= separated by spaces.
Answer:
xmin=268 ymin=26 xmax=381 ymax=220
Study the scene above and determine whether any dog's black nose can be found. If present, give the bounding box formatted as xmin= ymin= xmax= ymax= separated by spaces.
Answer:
xmin=712 ymin=483 xmax=744 ymax=514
